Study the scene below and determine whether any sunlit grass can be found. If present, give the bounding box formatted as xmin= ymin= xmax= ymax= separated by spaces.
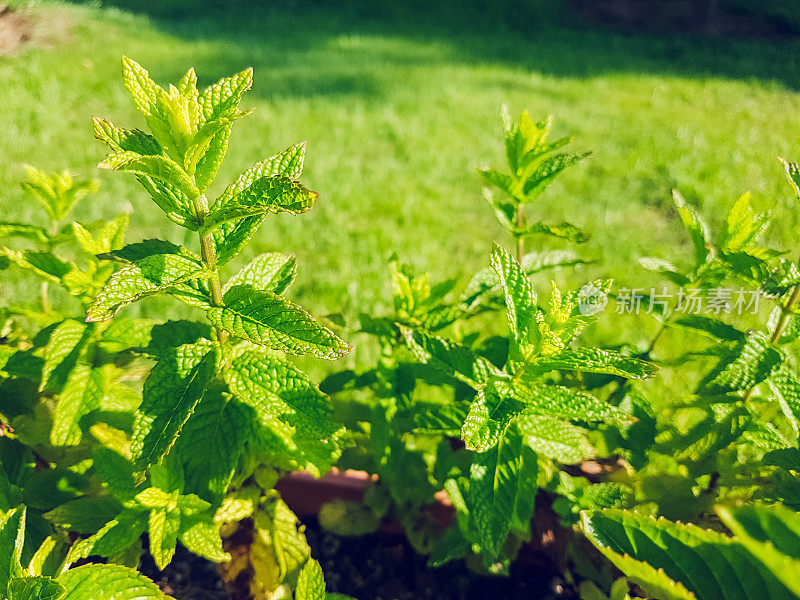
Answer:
xmin=2 ymin=1 xmax=800 ymax=384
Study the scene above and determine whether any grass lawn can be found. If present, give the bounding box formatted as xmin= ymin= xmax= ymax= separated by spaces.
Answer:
xmin=2 ymin=0 xmax=800 ymax=381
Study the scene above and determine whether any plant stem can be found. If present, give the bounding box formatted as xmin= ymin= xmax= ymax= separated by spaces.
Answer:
xmin=195 ymin=194 xmax=227 ymax=343
xmin=742 ymin=283 xmax=800 ymax=402
xmin=769 ymin=284 xmax=800 ymax=344
xmin=40 ymin=281 xmax=50 ymax=314
xmin=515 ymin=206 xmax=525 ymax=263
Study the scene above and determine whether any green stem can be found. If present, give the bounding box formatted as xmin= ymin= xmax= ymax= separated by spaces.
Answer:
xmin=515 ymin=205 xmax=525 ymax=263
xmin=40 ymin=281 xmax=50 ymax=314
xmin=195 ymin=195 xmax=227 ymax=343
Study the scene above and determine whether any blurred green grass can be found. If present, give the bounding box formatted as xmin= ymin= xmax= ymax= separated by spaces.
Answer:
xmin=2 ymin=0 xmax=800 ymax=379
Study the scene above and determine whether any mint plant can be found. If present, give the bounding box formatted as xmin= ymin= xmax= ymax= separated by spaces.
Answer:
xmin=77 ymin=57 xmax=355 ymax=598
xmin=0 ymin=168 xmax=170 ymax=597
xmin=2 ymin=58 xmax=357 ymax=600
xmin=322 ymin=111 xmax=656 ymax=573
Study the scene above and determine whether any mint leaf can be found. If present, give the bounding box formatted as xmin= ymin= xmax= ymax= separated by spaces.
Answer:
xmin=490 ymin=243 xmax=537 ymax=340
xmin=516 ymin=414 xmax=595 ymax=463
xmin=88 ymin=242 xmax=209 ymax=321
xmin=178 ymin=519 xmax=229 ymax=563
xmin=673 ymin=191 xmax=711 ymax=268
xmin=467 ymin=428 xmax=537 ymax=568
xmin=177 ymin=388 xmax=250 ymax=501
xmin=57 ymin=563 xmax=164 ymax=600
xmin=68 ymin=511 xmax=147 ymax=561
xmin=399 ymin=326 xmax=499 ymax=389
xmin=226 ymin=349 xmax=341 ymax=442
xmin=201 ymin=177 xmax=318 ymax=234
xmin=212 ymin=143 xmax=305 ymax=266
xmin=496 ymin=379 xmax=632 ymax=425
xmin=697 ymin=332 xmax=782 ymax=395
xmin=198 ymin=68 xmax=253 ymax=123
xmin=7 ymin=576 xmax=65 ymax=600
xmin=131 ymin=343 xmax=218 ymax=470
xmin=224 ymin=252 xmax=297 ymax=295
xmin=462 ymin=386 xmax=525 ymax=452
xmin=148 ymin=508 xmax=181 ymax=570
xmin=527 ymin=348 xmax=657 ymax=379
xmin=207 ymin=284 xmax=351 ymax=359
xmin=40 ymin=320 xmax=91 ymax=393
xmin=50 ymin=364 xmax=105 ymax=446
xmin=296 ymin=559 xmax=325 ymax=600
xmin=0 ymin=506 xmax=26 ymax=591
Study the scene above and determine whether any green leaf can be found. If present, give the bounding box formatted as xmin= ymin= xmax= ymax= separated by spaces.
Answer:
xmin=516 ymin=414 xmax=595 ymax=463
xmin=638 ymin=257 xmax=691 ymax=286
xmin=8 ymin=576 xmax=66 ymax=600
xmin=671 ymin=315 xmax=746 ymax=341
xmin=226 ymin=349 xmax=341 ymax=443
xmin=519 ymin=152 xmax=589 ymax=202
xmin=296 ymin=559 xmax=326 ymax=600
xmin=399 ymin=326 xmax=499 ymax=389
xmin=198 ymin=67 xmax=253 ymax=123
xmin=178 ymin=519 xmax=229 ymax=563
xmin=88 ymin=241 xmax=209 ymax=321
xmin=251 ymin=499 xmax=310 ymax=589
xmin=1 ymin=506 xmax=26 ymax=591
xmin=98 ymin=151 xmax=198 ymax=200
xmin=50 ymin=364 xmax=106 ymax=446
xmin=766 ymin=366 xmax=800 ymax=436
xmin=0 ymin=222 xmax=48 ymax=244
xmin=720 ymin=192 xmax=766 ymax=252
xmin=72 ymin=215 xmax=129 ymax=256
xmin=131 ymin=342 xmax=218 ymax=470
xmin=177 ymin=388 xmax=249 ymax=502
xmin=518 ymin=220 xmax=588 ymax=243
xmin=461 ymin=249 xmax=588 ymax=307
xmin=67 ymin=511 xmax=147 ymax=562
xmin=411 ymin=401 xmax=469 ymax=435
xmin=716 ymin=503 xmax=800 ymax=597
xmin=212 ymin=143 xmax=305 ymax=266
xmin=0 ymin=249 xmax=87 ymax=292
xmin=461 ymin=386 xmax=526 ymax=452
xmin=224 ymin=252 xmax=297 ymax=295
xmin=121 ymin=56 xmax=164 ymax=116
xmin=467 ymin=428 xmax=538 ymax=568
xmin=21 ymin=165 xmax=100 ymax=223
xmin=93 ymin=116 xmax=161 ymax=155
xmin=57 ymin=563 xmax=164 ymax=600
xmin=528 ymin=348 xmax=657 ymax=379
xmin=673 ymin=191 xmax=711 ymax=268
xmin=496 ymin=378 xmax=631 ymax=424
xmin=490 ymin=243 xmax=537 ymax=340
xmin=148 ymin=508 xmax=181 ymax=570
xmin=207 ymin=284 xmax=351 ymax=359
xmin=780 ymin=157 xmax=800 ymax=199
xmin=202 ymin=176 xmax=317 ymax=234
xmin=91 ymin=446 xmax=136 ymax=502
xmin=39 ymin=320 xmax=91 ymax=393
xmin=44 ymin=495 xmax=122 ymax=535
xmin=581 ymin=509 xmax=792 ymax=600
xmin=697 ymin=332 xmax=782 ymax=395
xmin=579 ymin=548 xmax=695 ymax=600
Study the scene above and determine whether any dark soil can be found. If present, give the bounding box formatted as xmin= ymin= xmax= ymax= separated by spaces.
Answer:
xmin=305 ymin=517 xmax=573 ymax=600
xmin=140 ymin=517 xmax=575 ymax=600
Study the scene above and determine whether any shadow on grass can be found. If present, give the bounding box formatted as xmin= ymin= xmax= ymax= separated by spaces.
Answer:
xmin=76 ymin=0 xmax=800 ymax=94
